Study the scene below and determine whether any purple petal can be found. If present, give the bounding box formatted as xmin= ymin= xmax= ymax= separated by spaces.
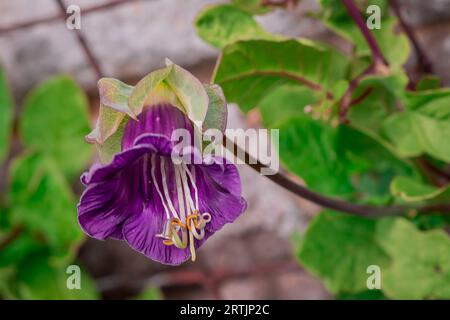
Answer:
xmin=122 ymin=206 xmax=193 ymax=266
xmin=196 ymin=159 xmax=247 ymax=233
xmin=78 ymin=103 xmax=247 ymax=265
xmin=77 ymin=148 xmax=148 ymax=240
xmin=122 ymin=103 xmax=193 ymax=151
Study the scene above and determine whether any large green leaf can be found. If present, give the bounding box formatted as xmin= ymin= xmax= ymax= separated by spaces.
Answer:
xmin=278 ymin=116 xmax=354 ymax=197
xmin=20 ymin=75 xmax=92 ymax=180
xmin=9 ymin=152 xmax=84 ymax=263
xmin=416 ymin=76 xmax=441 ymax=91
xmin=382 ymin=111 xmax=450 ymax=162
xmin=297 ymin=211 xmax=390 ymax=294
xmin=391 ymin=176 xmax=450 ymax=203
xmin=405 ymin=88 xmax=450 ymax=110
xmin=408 ymin=95 xmax=450 ymax=119
xmin=12 ymin=253 xmax=98 ymax=300
xmin=195 ymin=4 xmax=273 ymax=49
xmin=258 ymin=84 xmax=319 ymax=128
xmin=376 ymin=218 xmax=450 ymax=299
xmin=336 ymin=125 xmax=416 ymax=205
xmin=346 ymin=71 xmax=409 ymax=154
xmin=278 ymin=113 xmax=414 ymax=201
xmin=0 ymin=232 xmax=44 ymax=268
xmin=0 ymin=66 xmax=13 ymax=164
xmin=213 ymin=39 xmax=349 ymax=112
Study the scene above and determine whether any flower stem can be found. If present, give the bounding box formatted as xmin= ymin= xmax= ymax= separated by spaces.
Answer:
xmin=223 ymin=136 xmax=450 ymax=217
xmin=342 ymin=0 xmax=387 ymax=66
xmin=338 ymin=0 xmax=391 ymax=122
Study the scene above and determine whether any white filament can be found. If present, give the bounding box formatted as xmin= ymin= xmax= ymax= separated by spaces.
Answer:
xmin=152 ymin=154 xmax=209 ymax=258
xmin=151 ymin=154 xmax=170 ymax=220
xmin=182 ymin=164 xmax=199 ymax=210
xmin=180 ymin=168 xmax=196 ymax=213
xmin=160 ymin=157 xmax=180 ymax=220
xmin=174 ymin=165 xmax=187 ymax=222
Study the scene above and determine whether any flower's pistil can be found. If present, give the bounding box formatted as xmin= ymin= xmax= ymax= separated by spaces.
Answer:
xmin=151 ymin=154 xmax=211 ymax=261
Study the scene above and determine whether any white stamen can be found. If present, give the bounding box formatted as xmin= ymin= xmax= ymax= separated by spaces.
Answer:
xmin=151 ymin=154 xmax=170 ymax=220
xmin=190 ymin=222 xmax=205 ymax=240
xmin=161 ymin=158 xmax=180 ymax=220
xmin=189 ymin=228 xmax=196 ymax=261
xmin=183 ymin=164 xmax=199 ymax=210
xmin=174 ymin=165 xmax=187 ymax=223
xmin=180 ymin=167 xmax=196 ymax=212
xmin=154 ymin=155 xmax=211 ymax=259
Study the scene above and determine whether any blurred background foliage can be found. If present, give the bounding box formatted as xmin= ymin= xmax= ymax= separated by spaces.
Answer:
xmin=0 ymin=0 xmax=449 ymax=300
xmin=195 ymin=0 xmax=450 ymax=299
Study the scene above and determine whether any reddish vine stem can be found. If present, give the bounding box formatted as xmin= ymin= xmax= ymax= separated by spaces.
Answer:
xmin=342 ymin=1 xmax=448 ymax=185
xmin=342 ymin=0 xmax=388 ymax=66
xmin=0 ymin=0 xmax=140 ymax=35
xmin=223 ymin=137 xmax=450 ymax=217
xmin=55 ymin=0 xmax=104 ymax=79
xmin=339 ymin=0 xmax=390 ymax=122
xmin=339 ymin=63 xmax=377 ymax=123
xmin=262 ymin=0 xmax=297 ymax=8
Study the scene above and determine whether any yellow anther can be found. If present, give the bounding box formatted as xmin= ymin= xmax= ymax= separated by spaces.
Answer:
xmin=163 ymin=239 xmax=174 ymax=246
xmin=171 ymin=218 xmax=186 ymax=229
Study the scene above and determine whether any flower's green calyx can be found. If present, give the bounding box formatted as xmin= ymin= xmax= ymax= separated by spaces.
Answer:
xmin=86 ymin=60 xmax=227 ymax=163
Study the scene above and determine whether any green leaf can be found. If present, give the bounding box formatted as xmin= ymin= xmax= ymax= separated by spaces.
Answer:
xmin=297 ymin=211 xmax=390 ymax=294
xmin=410 ymin=95 xmax=450 ymax=119
xmin=14 ymin=253 xmax=98 ymax=300
xmin=0 ymin=66 xmax=13 ymax=164
xmin=0 ymin=232 xmax=44 ymax=268
xmin=372 ymin=18 xmax=410 ymax=66
xmin=195 ymin=4 xmax=273 ymax=49
xmin=258 ymin=84 xmax=319 ymax=128
xmin=376 ymin=218 xmax=450 ymax=299
xmin=416 ymin=76 xmax=441 ymax=91
xmin=213 ymin=39 xmax=349 ymax=112
xmin=278 ymin=116 xmax=354 ymax=197
xmin=9 ymin=152 xmax=84 ymax=263
xmin=346 ymin=71 xmax=409 ymax=153
xmin=336 ymin=125 xmax=417 ymax=205
xmin=319 ymin=0 xmax=410 ymax=66
xmin=0 ymin=267 xmax=15 ymax=299
xmin=405 ymin=88 xmax=450 ymax=110
xmin=20 ymin=75 xmax=92 ymax=180
xmin=203 ymin=84 xmax=227 ymax=133
xmin=135 ymin=286 xmax=161 ymax=300
xmin=230 ymin=0 xmax=272 ymax=14
xmin=410 ymin=214 xmax=450 ymax=231
xmin=390 ymin=176 xmax=450 ymax=203
xmin=382 ymin=111 xmax=450 ymax=162
xmin=337 ymin=290 xmax=386 ymax=300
